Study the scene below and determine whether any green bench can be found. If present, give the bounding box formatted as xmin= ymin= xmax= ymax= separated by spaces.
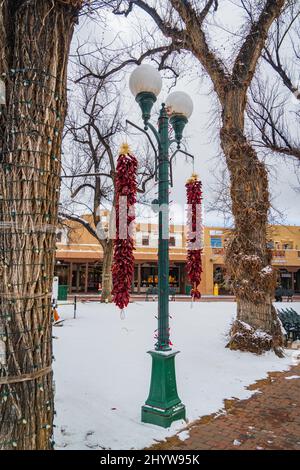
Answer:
xmin=275 ymin=288 xmax=294 ymax=302
xmin=145 ymin=286 xmax=158 ymax=301
xmin=145 ymin=286 xmax=176 ymax=301
xmin=277 ymin=308 xmax=300 ymax=343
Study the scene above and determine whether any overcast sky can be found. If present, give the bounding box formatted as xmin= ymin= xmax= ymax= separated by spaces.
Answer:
xmin=67 ymin=2 xmax=300 ymax=228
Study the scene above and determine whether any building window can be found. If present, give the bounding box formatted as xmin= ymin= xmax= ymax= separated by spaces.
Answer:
xmin=169 ymin=236 xmax=176 ymax=247
xmin=142 ymin=236 xmax=149 ymax=246
xmin=210 ymin=236 xmax=222 ymax=248
xmin=56 ymin=231 xmax=62 ymax=243
xmin=267 ymin=240 xmax=274 ymax=249
xmin=282 ymin=242 xmax=293 ymax=250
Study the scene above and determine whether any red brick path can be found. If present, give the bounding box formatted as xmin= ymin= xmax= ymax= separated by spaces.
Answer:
xmin=151 ymin=363 xmax=300 ymax=450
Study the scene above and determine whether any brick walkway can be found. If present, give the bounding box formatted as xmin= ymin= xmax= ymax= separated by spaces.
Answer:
xmin=150 ymin=363 xmax=300 ymax=450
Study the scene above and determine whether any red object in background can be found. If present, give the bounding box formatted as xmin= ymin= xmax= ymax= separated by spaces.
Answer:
xmin=112 ymin=144 xmax=138 ymax=310
xmin=186 ymin=174 xmax=203 ymax=300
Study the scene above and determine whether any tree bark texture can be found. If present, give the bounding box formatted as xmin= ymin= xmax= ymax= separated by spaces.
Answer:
xmin=0 ymin=0 xmax=82 ymax=450
xmin=220 ymin=96 xmax=283 ymax=354
xmin=101 ymin=240 xmax=113 ymax=303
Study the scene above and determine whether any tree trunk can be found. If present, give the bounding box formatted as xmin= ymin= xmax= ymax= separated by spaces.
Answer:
xmin=121 ymin=0 xmax=285 ymax=355
xmin=0 ymin=0 xmax=81 ymax=450
xmin=220 ymin=96 xmax=283 ymax=355
xmin=101 ymin=240 xmax=113 ymax=303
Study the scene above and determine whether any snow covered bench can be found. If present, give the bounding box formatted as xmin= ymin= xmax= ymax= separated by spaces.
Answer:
xmin=145 ymin=286 xmax=176 ymax=301
xmin=275 ymin=288 xmax=294 ymax=302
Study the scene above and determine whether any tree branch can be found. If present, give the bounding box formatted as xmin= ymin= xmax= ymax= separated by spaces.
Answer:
xmin=75 ymin=43 xmax=182 ymax=84
xmin=162 ymin=0 xmax=229 ymax=102
xmin=232 ymin=0 xmax=285 ymax=89
xmin=59 ymin=212 xmax=99 ymax=241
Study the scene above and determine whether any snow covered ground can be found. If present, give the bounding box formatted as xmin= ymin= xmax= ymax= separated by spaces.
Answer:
xmin=53 ymin=301 xmax=300 ymax=450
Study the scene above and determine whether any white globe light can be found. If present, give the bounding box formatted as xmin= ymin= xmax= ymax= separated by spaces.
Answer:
xmin=129 ymin=64 xmax=162 ymax=98
xmin=165 ymin=91 xmax=193 ymax=119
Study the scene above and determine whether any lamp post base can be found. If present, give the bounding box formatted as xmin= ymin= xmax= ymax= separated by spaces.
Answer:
xmin=141 ymin=350 xmax=186 ymax=428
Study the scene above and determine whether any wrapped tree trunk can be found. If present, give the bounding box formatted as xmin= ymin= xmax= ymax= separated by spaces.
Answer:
xmin=101 ymin=240 xmax=113 ymax=303
xmin=221 ymin=94 xmax=283 ymax=356
xmin=0 ymin=0 xmax=82 ymax=450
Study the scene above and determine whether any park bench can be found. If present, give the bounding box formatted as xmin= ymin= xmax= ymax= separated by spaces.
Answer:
xmin=145 ymin=286 xmax=158 ymax=301
xmin=275 ymin=287 xmax=294 ymax=302
xmin=169 ymin=287 xmax=176 ymax=301
xmin=145 ymin=286 xmax=177 ymax=301
xmin=277 ymin=308 xmax=300 ymax=344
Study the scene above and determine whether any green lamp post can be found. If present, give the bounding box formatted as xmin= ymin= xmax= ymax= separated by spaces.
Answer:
xmin=129 ymin=64 xmax=193 ymax=428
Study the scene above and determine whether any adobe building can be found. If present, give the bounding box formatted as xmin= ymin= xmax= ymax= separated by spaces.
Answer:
xmin=55 ymin=214 xmax=300 ymax=295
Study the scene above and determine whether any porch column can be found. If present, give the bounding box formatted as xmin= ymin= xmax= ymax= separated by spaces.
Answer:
xmin=68 ymin=262 xmax=73 ymax=294
xmin=76 ymin=265 xmax=80 ymax=292
xmin=85 ymin=262 xmax=89 ymax=293
xmin=138 ymin=263 xmax=141 ymax=294
xmin=291 ymin=271 xmax=295 ymax=291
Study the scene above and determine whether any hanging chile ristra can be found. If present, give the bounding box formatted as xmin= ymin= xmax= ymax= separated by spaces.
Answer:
xmin=186 ymin=174 xmax=203 ymax=300
xmin=112 ymin=144 xmax=138 ymax=310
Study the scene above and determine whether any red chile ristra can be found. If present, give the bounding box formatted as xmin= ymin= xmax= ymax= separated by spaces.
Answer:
xmin=112 ymin=143 xmax=138 ymax=310
xmin=186 ymin=174 xmax=203 ymax=300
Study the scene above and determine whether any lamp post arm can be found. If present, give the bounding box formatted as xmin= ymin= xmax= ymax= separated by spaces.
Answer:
xmin=146 ymin=121 xmax=161 ymax=147
xmin=169 ymin=149 xmax=179 ymax=188
xmin=168 ymin=148 xmax=195 ymax=188
xmin=174 ymin=148 xmax=195 ymax=162
xmin=126 ymin=119 xmax=159 ymax=181
xmin=126 ymin=119 xmax=158 ymax=160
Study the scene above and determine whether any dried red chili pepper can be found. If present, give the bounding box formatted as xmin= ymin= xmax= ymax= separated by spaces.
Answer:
xmin=186 ymin=174 xmax=203 ymax=300
xmin=112 ymin=144 xmax=137 ymax=310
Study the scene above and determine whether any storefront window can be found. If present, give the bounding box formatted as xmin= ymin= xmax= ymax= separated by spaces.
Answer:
xmin=140 ymin=264 xmax=180 ymax=292
xmin=55 ymin=263 xmax=68 ymax=285
xmin=213 ymin=266 xmax=232 ymax=294
xmin=133 ymin=265 xmax=139 ymax=292
xmin=88 ymin=264 xmax=102 ymax=291
xmin=279 ymin=269 xmax=292 ymax=289
xmin=141 ymin=265 xmax=158 ymax=288
xmin=169 ymin=266 xmax=179 ymax=288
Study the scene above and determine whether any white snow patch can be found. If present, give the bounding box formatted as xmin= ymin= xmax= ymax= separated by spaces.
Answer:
xmin=285 ymin=375 xmax=300 ymax=380
xmin=177 ymin=430 xmax=190 ymax=441
xmin=253 ymin=330 xmax=272 ymax=340
xmin=233 ymin=439 xmax=241 ymax=446
xmin=239 ymin=321 xmax=252 ymax=331
xmin=241 ymin=255 xmax=260 ymax=261
xmin=53 ymin=301 xmax=300 ymax=450
xmin=261 ymin=265 xmax=273 ymax=275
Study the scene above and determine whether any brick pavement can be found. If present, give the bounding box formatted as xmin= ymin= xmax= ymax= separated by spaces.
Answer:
xmin=150 ymin=363 xmax=300 ymax=450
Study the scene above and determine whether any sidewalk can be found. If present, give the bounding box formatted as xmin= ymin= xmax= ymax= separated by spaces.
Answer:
xmin=67 ymin=294 xmax=300 ymax=303
xmin=150 ymin=362 xmax=300 ymax=450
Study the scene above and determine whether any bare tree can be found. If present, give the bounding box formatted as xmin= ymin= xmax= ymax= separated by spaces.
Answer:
xmin=61 ymin=68 xmax=154 ymax=301
xmin=0 ymin=0 xmax=85 ymax=451
xmin=248 ymin=5 xmax=300 ymax=161
xmin=106 ymin=0 xmax=288 ymax=355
